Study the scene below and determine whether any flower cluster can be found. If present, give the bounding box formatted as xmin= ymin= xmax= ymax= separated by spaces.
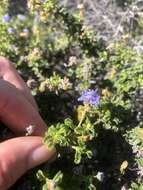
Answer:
xmin=78 ymin=89 xmax=100 ymax=106
xmin=1 ymin=13 xmax=29 ymax=36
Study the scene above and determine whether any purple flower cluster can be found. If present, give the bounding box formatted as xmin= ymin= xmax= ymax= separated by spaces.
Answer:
xmin=78 ymin=89 xmax=100 ymax=106
xmin=2 ymin=14 xmax=11 ymax=23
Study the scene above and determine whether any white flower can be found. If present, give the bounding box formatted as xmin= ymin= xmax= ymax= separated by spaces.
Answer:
xmin=26 ymin=125 xmax=36 ymax=136
xmin=77 ymin=4 xmax=84 ymax=9
xmin=96 ymin=172 xmax=105 ymax=182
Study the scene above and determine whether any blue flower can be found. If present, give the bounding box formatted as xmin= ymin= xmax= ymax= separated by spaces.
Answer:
xmin=7 ymin=27 xmax=14 ymax=33
xmin=23 ymin=28 xmax=29 ymax=33
xmin=2 ymin=14 xmax=11 ymax=23
xmin=78 ymin=89 xmax=100 ymax=106
xmin=17 ymin=14 xmax=26 ymax=21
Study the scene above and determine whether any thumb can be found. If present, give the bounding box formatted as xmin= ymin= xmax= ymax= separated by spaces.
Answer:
xmin=0 ymin=136 xmax=56 ymax=190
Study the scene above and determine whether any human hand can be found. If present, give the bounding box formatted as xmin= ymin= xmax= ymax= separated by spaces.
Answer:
xmin=0 ymin=136 xmax=56 ymax=190
xmin=0 ymin=57 xmax=56 ymax=190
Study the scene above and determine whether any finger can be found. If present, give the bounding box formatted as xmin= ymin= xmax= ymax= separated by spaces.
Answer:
xmin=0 ymin=56 xmax=38 ymax=110
xmin=0 ymin=136 xmax=56 ymax=190
xmin=0 ymin=79 xmax=46 ymax=136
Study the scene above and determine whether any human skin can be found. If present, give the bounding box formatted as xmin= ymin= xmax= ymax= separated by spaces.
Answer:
xmin=0 ymin=57 xmax=56 ymax=190
xmin=0 ymin=56 xmax=38 ymax=110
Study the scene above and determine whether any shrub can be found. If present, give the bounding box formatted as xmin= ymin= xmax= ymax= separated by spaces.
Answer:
xmin=0 ymin=0 xmax=143 ymax=189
